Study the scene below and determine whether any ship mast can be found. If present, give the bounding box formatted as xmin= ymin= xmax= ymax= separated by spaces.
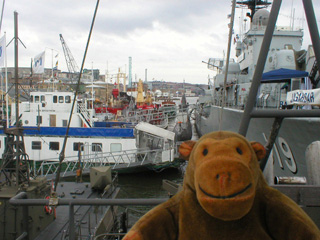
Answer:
xmin=0 ymin=11 xmax=29 ymax=187
xmin=236 ymin=0 xmax=271 ymax=21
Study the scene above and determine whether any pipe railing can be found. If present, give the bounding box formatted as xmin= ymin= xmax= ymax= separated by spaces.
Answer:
xmin=10 ymin=192 xmax=167 ymax=240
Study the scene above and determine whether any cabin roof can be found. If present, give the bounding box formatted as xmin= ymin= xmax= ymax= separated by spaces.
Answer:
xmin=135 ymin=122 xmax=175 ymax=141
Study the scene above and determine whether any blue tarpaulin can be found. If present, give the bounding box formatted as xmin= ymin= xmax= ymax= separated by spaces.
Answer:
xmin=261 ymin=68 xmax=308 ymax=82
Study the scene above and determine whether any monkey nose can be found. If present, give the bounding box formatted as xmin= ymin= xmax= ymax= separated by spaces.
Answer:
xmin=216 ymin=172 xmax=231 ymax=189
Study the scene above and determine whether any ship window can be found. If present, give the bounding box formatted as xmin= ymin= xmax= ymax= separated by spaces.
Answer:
xmin=284 ymin=44 xmax=293 ymax=49
xmin=53 ymin=96 xmax=58 ymax=103
xmin=92 ymin=143 xmax=102 ymax=152
xmin=49 ymin=142 xmax=59 ymax=151
xmin=35 ymin=96 xmax=40 ymax=103
xmin=41 ymin=95 xmax=45 ymax=102
xmin=59 ymin=96 xmax=64 ymax=103
xmin=36 ymin=116 xmax=42 ymax=125
xmin=73 ymin=142 xmax=84 ymax=151
xmin=30 ymin=96 xmax=34 ymax=103
xmin=32 ymin=141 xmax=41 ymax=150
xmin=62 ymin=120 xmax=68 ymax=127
xmin=65 ymin=96 xmax=71 ymax=103
xmin=110 ymin=143 xmax=122 ymax=152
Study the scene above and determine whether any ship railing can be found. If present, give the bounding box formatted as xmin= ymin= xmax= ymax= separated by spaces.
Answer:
xmin=77 ymin=102 xmax=92 ymax=126
xmin=10 ymin=192 xmax=168 ymax=240
xmin=9 ymin=184 xmax=320 ymax=240
xmin=34 ymin=148 xmax=171 ymax=177
xmin=161 ymin=105 xmax=178 ymax=120
xmin=121 ymin=109 xmax=170 ymax=126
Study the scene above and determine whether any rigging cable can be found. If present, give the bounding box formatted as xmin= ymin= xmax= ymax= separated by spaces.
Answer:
xmin=54 ymin=0 xmax=100 ymax=191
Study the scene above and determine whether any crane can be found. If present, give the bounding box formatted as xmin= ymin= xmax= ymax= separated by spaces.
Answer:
xmin=59 ymin=34 xmax=80 ymax=74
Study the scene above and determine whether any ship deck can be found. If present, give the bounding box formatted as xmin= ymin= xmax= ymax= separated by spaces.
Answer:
xmin=34 ymin=181 xmax=119 ymax=240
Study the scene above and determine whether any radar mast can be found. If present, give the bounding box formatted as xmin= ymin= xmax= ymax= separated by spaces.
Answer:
xmin=236 ymin=0 xmax=271 ymax=21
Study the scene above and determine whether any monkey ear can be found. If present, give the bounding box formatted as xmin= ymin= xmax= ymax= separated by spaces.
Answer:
xmin=179 ymin=140 xmax=197 ymax=161
xmin=250 ymin=142 xmax=266 ymax=161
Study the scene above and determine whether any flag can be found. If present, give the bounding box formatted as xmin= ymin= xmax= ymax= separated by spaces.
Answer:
xmin=0 ymin=35 xmax=6 ymax=67
xmin=33 ymin=51 xmax=45 ymax=74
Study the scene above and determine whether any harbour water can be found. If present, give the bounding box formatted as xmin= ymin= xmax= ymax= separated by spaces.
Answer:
xmin=117 ymin=168 xmax=184 ymax=226
xmin=116 ymin=96 xmax=198 ymax=226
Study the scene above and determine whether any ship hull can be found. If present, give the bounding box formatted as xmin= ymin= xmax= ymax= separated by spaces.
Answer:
xmin=194 ymin=105 xmax=319 ymax=180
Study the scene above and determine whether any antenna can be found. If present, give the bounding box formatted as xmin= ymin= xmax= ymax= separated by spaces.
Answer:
xmin=292 ymin=8 xmax=295 ymax=30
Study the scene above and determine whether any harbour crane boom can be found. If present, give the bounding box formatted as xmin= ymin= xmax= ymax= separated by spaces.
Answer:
xmin=59 ymin=34 xmax=79 ymax=73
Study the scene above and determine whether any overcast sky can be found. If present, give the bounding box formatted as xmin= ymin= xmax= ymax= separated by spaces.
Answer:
xmin=1 ymin=0 xmax=319 ymax=84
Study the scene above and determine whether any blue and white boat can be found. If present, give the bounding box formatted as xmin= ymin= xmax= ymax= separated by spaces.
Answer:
xmin=0 ymin=89 xmax=178 ymax=175
xmin=3 ymin=90 xmax=136 ymax=162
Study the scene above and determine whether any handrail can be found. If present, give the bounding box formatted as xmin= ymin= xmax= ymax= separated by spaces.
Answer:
xmin=10 ymin=192 xmax=167 ymax=240
xmin=10 ymin=193 xmax=167 ymax=206
xmin=250 ymin=109 xmax=320 ymax=118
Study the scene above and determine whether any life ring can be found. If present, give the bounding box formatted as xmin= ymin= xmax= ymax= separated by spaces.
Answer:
xmin=44 ymin=196 xmax=53 ymax=215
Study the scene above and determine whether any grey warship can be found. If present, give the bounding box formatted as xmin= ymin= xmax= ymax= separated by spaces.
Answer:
xmin=195 ymin=0 xmax=320 ymax=182
xmin=194 ymin=0 xmax=320 ymax=226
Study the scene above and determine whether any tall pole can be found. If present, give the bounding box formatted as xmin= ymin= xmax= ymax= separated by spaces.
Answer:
xmin=5 ymin=31 xmax=8 ymax=128
xmin=14 ymin=12 xmax=19 ymax=125
xmin=117 ymin=68 xmax=120 ymax=90
xmin=14 ymin=11 xmax=20 ymax=186
xmin=145 ymin=68 xmax=147 ymax=82
xmin=91 ymin=61 xmax=94 ymax=108
xmin=129 ymin=56 xmax=132 ymax=88
xmin=106 ymin=61 xmax=109 ymax=102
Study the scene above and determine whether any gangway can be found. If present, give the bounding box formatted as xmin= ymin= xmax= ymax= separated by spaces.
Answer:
xmin=33 ymin=147 xmax=176 ymax=178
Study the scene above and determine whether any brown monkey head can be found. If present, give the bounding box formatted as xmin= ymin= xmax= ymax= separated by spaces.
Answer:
xmin=179 ymin=131 xmax=266 ymax=221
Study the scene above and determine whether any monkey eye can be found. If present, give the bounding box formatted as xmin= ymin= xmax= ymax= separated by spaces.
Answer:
xmin=202 ymin=148 xmax=208 ymax=156
xmin=236 ymin=147 xmax=242 ymax=155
